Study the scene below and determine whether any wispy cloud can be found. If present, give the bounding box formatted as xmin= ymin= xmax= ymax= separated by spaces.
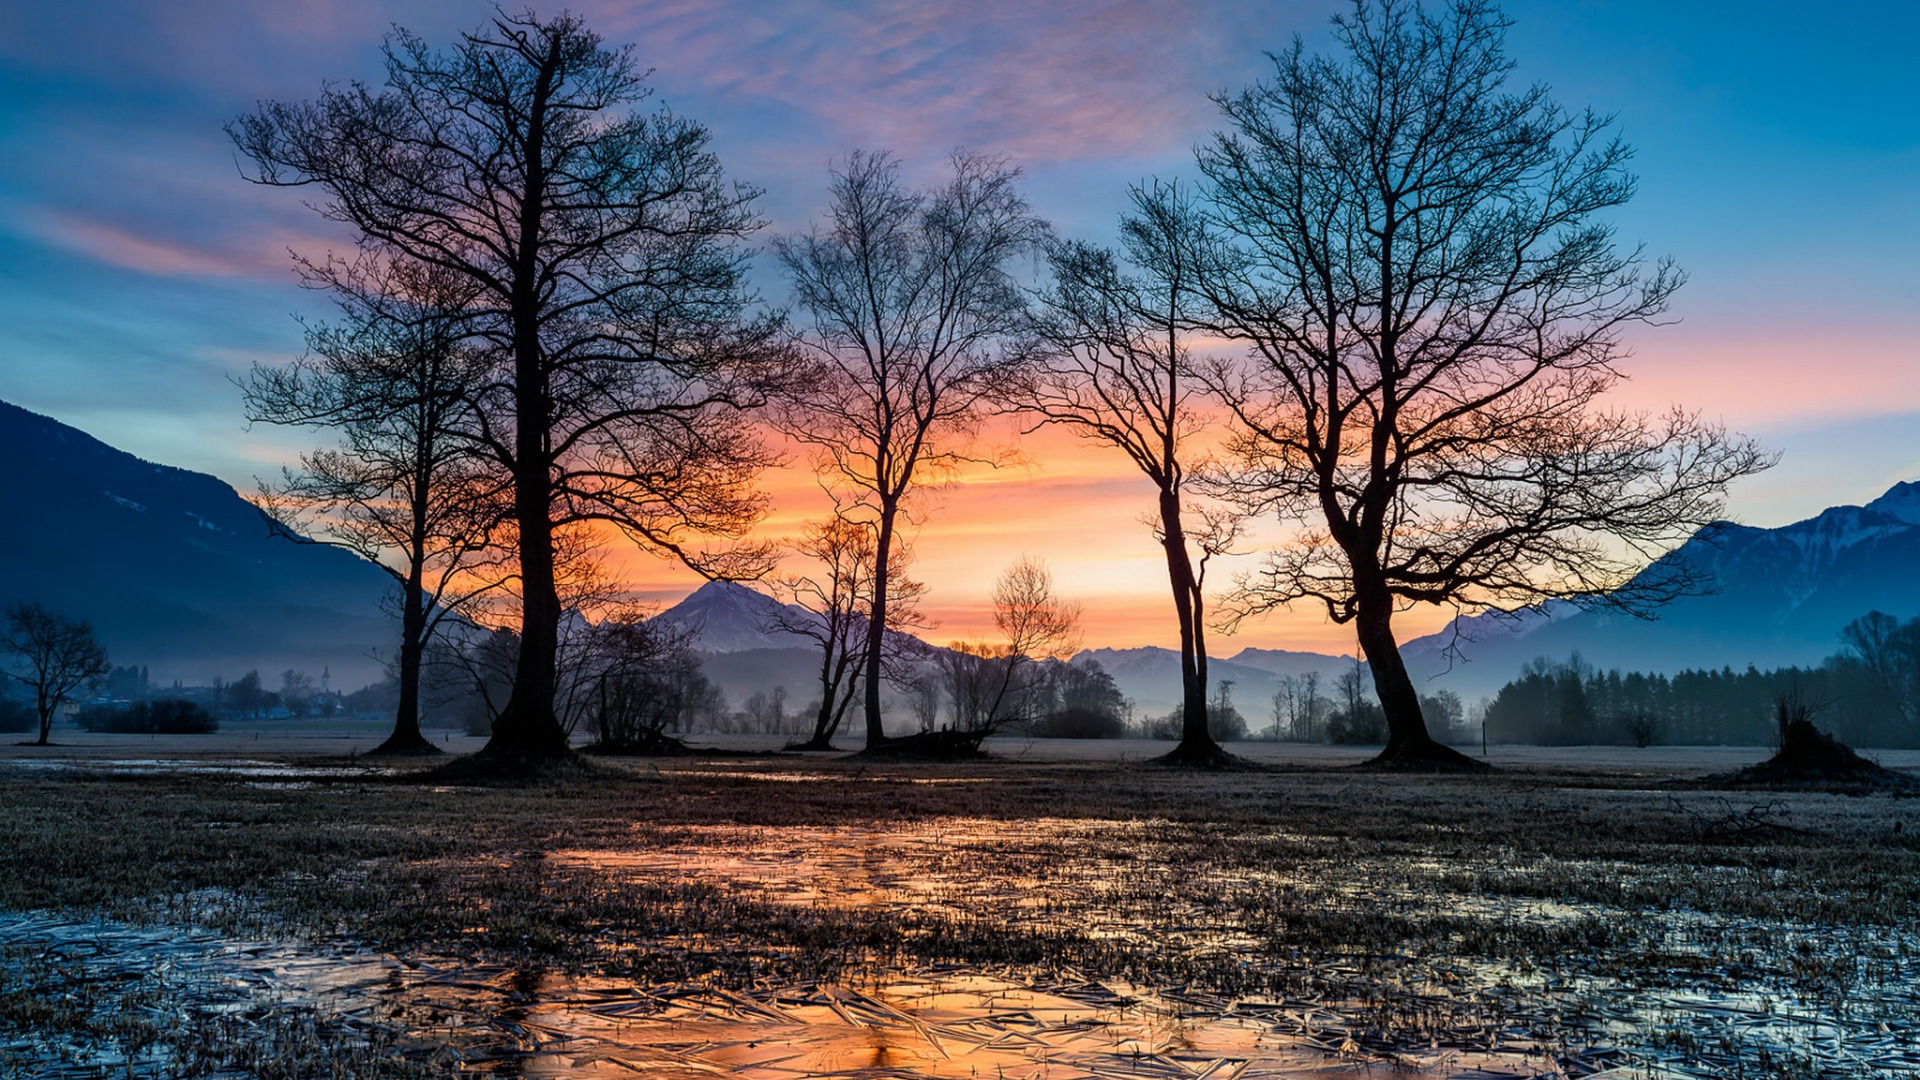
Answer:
xmin=584 ymin=0 xmax=1303 ymax=168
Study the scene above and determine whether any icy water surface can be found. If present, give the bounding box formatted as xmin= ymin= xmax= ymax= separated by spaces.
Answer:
xmin=7 ymin=813 xmax=1920 ymax=1077
xmin=2 ymin=911 xmax=1578 ymax=1078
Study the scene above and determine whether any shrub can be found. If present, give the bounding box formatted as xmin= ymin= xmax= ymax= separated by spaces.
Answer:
xmin=1145 ymin=704 xmax=1249 ymax=742
xmin=1328 ymin=702 xmax=1388 ymax=744
xmin=76 ymin=700 xmax=219 ymax=734
xmin=1027 ymin=707 xmax=1126 ymax=739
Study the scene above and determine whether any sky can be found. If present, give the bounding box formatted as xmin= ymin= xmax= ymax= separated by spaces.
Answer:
xmin=0 ymin=0 xmax=1915 ymax=654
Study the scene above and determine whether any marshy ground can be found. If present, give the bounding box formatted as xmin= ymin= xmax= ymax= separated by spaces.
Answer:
xmin=2 ymin=734 xmax=1917 ymax=1078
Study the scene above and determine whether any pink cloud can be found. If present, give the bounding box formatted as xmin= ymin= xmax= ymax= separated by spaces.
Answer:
xmin=25 ymin=212 xmax=329 ymax=282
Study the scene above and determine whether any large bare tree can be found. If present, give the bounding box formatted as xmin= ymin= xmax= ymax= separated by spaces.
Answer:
xmin=233 ymin=11 xmax=782 ymax=764
xmin=1029 ymin=182 xmax=1242 ymax=763
xmin=1188 ymin=0 xmax=1771 ymax=767
xmin=244 ymin=260 xmax=505 ymax=756
xmin=776 ymin=150 xmax=1048 ymax=746
xmin=1 ymin=603 xmax=109 ymax=747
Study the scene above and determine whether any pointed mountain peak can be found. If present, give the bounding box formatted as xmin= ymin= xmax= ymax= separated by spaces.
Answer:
xmin=653 ymin=580 xmax=820 ymax=653
xmin=1865 ymin=480 xmax=1920 ymax=526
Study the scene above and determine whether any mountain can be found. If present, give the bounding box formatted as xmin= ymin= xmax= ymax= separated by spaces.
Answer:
xmin=1400 ymin=480 xmax=1920 ymax=696
xmin=0 ymin=400 xmax=395 ymax=686
xmin=651 ymin=580 xmax=819 ymax=652
xmin=1074 ymin=645 xmax=1350 ymax=721
xmin=1225 ymin=646 xmax=1357 ymax=679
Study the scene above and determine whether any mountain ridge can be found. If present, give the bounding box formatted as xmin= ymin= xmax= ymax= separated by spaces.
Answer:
xmin=659 ymin=482 xmax=1920 ymax=707
xmin=0 ymin=399 xmax=397 ymax=686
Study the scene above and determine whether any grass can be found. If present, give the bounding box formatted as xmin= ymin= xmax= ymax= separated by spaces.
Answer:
xmin=2 ymin=753 xmax=1917 ymax=1076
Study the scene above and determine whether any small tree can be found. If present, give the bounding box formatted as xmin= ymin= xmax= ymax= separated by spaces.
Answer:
xmin=906 ymin=673 xmax=942 ymax=733
xmin=1841 ymin=611 xmax=1920 ymax=727
xmin=573 ymin=615 xmax=716 ymax=752
xmin=776 ymin=150 xmax=1049 ymax=746
xmin=770 ymin=515 xmax=929 ymax=750
xmin=938 ymin=557 xmax=1083 ymax=736
xmin=1035 ymin=657 xmax=1128 ymax=738
xmin=1207 ymin=680 xmax=1248 ymax=741
xmin=0 ymin=603 xmax=109 ymax=745
xmin=1188 ymin=0 xmax=1771 ymax=767
xmin=1619 ymin=708 xmax=1661 ymax=749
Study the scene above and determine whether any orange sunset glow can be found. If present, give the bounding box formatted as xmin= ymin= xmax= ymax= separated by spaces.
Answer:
xmin=604 ymin=420 xmax=1427 ymax=656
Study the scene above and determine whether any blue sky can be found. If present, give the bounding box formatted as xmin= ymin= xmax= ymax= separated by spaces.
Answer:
xmin=0 ymin=0 xmax=1915 ymax=646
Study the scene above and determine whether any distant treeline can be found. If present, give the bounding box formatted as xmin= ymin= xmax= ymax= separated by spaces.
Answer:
xmin=1485 ymin=611 xmax=1920 ymax=748
xmin=75 ymin=665 xmax=353 ymax=722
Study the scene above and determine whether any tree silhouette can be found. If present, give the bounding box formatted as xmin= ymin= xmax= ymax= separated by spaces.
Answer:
xmin=244 ymin=259 xmax=507 ymax=756
xmin=1 ymin=603 xmax=109 ymax=746
xmin=769 ymin=515 xmax=928 ymax=751
xmin=232 ymin=11 xmax=782 ymax=765
xmin=938 ymin=557 xmax=1082 ymax=736
xmin=1185 ymin=0 xmax=1771 ymax=767
xmin=776 ymin=150 xmax=1047 ymax=746
xmin=1029 ymin=181 xmax=1243 ymax=764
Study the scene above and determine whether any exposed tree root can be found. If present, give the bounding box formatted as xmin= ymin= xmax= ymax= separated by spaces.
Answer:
xmin=850 ymin=729 xmax=991 ymax=762
xmin=1359 ymin=737 xmax=1493 ymax=773
xmin=1148 ymin=740 xmax=1264 ymax=771
xmin=362 ymin=732 xmax=444 ymax=758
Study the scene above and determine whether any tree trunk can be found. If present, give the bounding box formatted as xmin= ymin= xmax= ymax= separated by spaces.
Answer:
xmin=793 ymin=703 xmax=838 ymax=751
xmin=485 ymin=491 xmax=570 ymax=761
xmin=792 ymin=647 xmax=844 ymax=751
xmin=370 ymin=561 xmax=440 ymax=757
xmin=478 ymin=323 xmax=571 ymax=762
xmin=1155 ymin=486 xmax=1227 ymax=764
xmin=1352 ymin=589 xmax=1485 ymax=771
xmin=35 ymin=700 xmax=51 ymax=746
xmin=861 ymin=505 xmax=897 ymax=747
xmin=472 ymin=44 xmax=572 ymax=769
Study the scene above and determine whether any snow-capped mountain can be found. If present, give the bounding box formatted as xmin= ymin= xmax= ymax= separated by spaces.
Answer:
xmin=651 ymin=580 xmax=820 ymax=653
xmin=1400 ymin=480 xmax=1920 ymax=695
xmin=661 ymin=480 xmax=1920 ymax=709
xmin=0 ymin=399 xmax=395 ymax=685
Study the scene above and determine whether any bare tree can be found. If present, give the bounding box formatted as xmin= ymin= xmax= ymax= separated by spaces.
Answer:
xmin=1 ymin=604 xmax=109 ymax=746
xmin=245 ymin=259 xmax=506 ymax=756
xmin=1619 ymin=708 xmax=1661 ymax=749
xmin=1028 ymin=182 xmax=1244 ymax=763
xmin=776 ymin=150 xmax=1049 ymax=746
xmin=571 ymin=614 xmax=716 ymax=752
xmin=938 ymin=557 xmax=1083 ymax=736
xmin=1186 ymin=0 xmax=1771 ymax=767
xmin=232 ymin=11 xmax=781 ymax=766
xmin=1841 ymin=611 xmax=1920 ymax=727
xmin=769 ymin=515 xmax=928 ymax=750
xmin=1297 ymin=669 xmax=1323 ymax=741
xmin=907 ymin=673 xmax=942 ymax=733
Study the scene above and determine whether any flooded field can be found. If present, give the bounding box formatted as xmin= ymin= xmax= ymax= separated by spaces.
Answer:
xmin=2 ymin=748 xmax=1917 ymax=1078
